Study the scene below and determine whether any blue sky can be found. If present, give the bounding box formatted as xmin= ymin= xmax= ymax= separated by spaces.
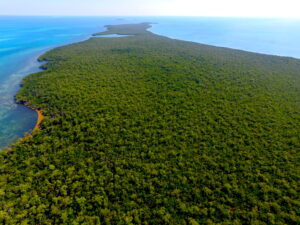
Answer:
xmin=0 ymin=0 xmax=299 ymax=17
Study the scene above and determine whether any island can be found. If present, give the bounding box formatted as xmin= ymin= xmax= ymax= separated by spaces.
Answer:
xmin=1 ymin=23 xmax=299 ymax=224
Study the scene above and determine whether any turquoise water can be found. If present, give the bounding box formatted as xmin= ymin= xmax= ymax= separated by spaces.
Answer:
xmin=0 ymin=16 xmax=134 ymax=149
xmin=1 ymin=16 xmax=300 ymax=149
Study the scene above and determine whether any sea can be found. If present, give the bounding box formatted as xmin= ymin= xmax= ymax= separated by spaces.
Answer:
xmin=1 ymin=16 xmax=300 ymax=149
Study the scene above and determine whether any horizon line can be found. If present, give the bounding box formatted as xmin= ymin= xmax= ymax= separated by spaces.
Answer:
xmin=0 ymin=14 xmax=300 ymax=19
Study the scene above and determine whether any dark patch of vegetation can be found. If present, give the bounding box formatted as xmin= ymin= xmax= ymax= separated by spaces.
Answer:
xmin=94 ymin=23 xmax=152 ymax=36
xmin=1 ymin=23 xmax=299 ymax=224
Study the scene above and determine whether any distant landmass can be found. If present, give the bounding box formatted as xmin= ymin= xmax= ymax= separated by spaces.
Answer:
xmin=1 ymin=23 xmax=299 ymax=224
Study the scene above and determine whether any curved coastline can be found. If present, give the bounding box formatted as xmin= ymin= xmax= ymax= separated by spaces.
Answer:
xmin=13 ymin=24 xmax=147 ymax=145
xmin=22 ymin=102 xmax=44 ymax=132
xmin=7 ymin=34 xmax=97 ymax=147
xmin=10 ymin=58 xmax=47 ymax=144
xmin=34 ymin=108 xmax=44 ymax=131
xmin=2 ymin=22 xmax=299 ymax=224
xmin=15 ymin=101 xmax=44 ymax=142
xmin=13 ymin=21 xmax=298 ymax=145
xmin=12 ymin=21 xmax=300 ymax=147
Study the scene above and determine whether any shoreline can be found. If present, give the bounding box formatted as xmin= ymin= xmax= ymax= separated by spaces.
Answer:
xmin=11 ymin=25 xmax=149 ymax=146
xmin=6 ymin=34 xmax=96 ymax=147
xmin=13 ymin=29 xmax=125 ymax=145
xmin=34 ymin=108 xmax=44 ymax=131
xmin=2 ymin=22 xmax=299 ymax=223
xmin=9 ymin=21 xmax=300 ymax=147
xmin=16 ymin=101 xmax=44 ymax=141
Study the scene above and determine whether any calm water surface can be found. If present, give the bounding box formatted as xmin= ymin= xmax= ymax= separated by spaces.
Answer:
xmin=1 ymin=16 xmax=300 ymax=149
xmin=0 ymin=16 xmax=134 ymax=149
xmin=149 ymin=17 xmax=300 ymax=58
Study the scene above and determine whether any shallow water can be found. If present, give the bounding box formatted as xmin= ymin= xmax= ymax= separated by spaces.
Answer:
xmin=0 ymin=16 xmax=135 ymax=149
xmin=1 ymin=16 xmax=300 ymax=149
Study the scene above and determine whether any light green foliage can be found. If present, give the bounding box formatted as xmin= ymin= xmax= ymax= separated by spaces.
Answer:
xmin=1 ymin=23 xmax=299 ymax=224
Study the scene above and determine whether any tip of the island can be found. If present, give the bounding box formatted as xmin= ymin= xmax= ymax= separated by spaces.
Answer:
xmin=93 ymin=22 xmax=154 ymax=36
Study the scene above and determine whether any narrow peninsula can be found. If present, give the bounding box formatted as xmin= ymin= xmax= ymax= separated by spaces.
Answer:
xmin=1 ymin=23 xmax=299 ymax=224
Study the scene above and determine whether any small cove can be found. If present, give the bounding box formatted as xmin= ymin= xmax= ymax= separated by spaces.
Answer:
xmin=0 ymin=16 xmax=131 ymax=149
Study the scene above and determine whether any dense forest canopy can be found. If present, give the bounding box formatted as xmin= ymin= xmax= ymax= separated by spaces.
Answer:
xmin=1 ymin=23 xmax=299 ymax=224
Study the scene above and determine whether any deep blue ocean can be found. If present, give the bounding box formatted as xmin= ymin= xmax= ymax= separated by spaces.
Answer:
xmin=1 ymin=16 xmax=300 ymax=149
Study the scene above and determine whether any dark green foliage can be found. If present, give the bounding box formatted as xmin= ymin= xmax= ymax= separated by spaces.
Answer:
xmin=94 ymin=23 xmax=152 ymax=36
xmin=1 ymin=23 xmax=299 ymax=224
